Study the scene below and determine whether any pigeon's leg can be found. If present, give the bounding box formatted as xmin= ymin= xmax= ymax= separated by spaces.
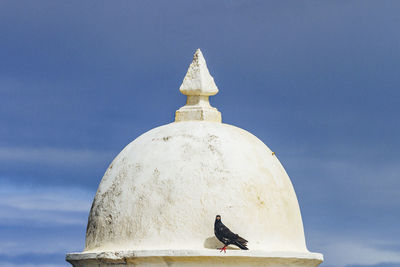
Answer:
xmin=219 ymin=246 xmax=227 ymax=253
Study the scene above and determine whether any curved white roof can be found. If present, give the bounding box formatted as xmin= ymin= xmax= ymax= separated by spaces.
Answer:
xmin=85 ymin=121 xmax=307 ymax=253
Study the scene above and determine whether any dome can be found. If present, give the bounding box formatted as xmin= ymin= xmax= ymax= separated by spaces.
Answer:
xmin=85 ymin=121 xmax=307 ymax=253
xmin=67 ymin=48 xmax=323 ymax=267
xmin=83 ymin=49 xmax=309 ymax=254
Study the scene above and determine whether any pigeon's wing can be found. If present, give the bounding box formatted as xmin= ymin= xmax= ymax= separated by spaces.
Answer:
xmin=217 ymin=222 xmax=249 ymax=250
xmin=235 ymin=236 xmax=249 ymax=244
xmin=233 ymin=234 xmax=248 ymax=250
xmin=219 ymin=223 xmax=239 ymax=240
xmin=233 ymin=240 xmax=248 ymax=250
xmin=235 ymin=235 xmax=248 ymax=244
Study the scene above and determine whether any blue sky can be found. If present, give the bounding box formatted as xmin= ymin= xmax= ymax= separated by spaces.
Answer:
xmin=1 ymin=1 xmax=399 ymax=266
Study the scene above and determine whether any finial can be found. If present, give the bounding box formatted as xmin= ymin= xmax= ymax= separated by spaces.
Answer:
xmin=175 ymin=49 xmax=222 ymax=122
xmin=179 ymin=49 xmax=219 ymax=96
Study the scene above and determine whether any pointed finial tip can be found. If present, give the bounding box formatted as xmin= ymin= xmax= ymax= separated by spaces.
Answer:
xmin=195 ymin=48 xmax=202 ymax=55
xmin=179 ymin=49 xmax=218 ymax=96
xmin=175 ymin=49 xmax=222 ymax=123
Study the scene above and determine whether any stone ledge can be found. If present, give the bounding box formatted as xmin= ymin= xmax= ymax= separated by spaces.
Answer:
xmin=66 ymin=250 xmax=323 ymax=267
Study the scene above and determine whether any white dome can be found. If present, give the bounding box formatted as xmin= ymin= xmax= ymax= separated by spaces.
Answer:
xmin=84 ymin=121 xmax=308 ymax=253
xmin=67 ymin=49 xmax=323 ymax=267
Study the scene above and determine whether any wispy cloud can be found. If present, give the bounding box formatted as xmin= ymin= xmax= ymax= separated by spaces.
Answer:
xmin=0 ymin=182 xmax=88 ymax=266
xmin=347 ymin=263 xmax=400 ymax=267
xmin=0 ymin=263 xmax=67 ymax=267
xmin=328 ymin=241 xmax=400 ymax=267
xmin=284 ymin=152 xmax=400 ymax=209
xmin=0 ymin=182 xmax=93 ymax=226
xmin=0 ymin=183 xmax=92 ymax=212
xmin=0 ymin=146 xmax=114 ymax=166
xmin=0 ymin=251 xmax=70 ymax=267
xmin=0 ymin=207 xmax=87 ymax=226
xmin=0 ymin=239 xmax=79 ymax=257
xmin=308 ymin=231 xmax=400 ymax=267
xmin=296 ymin=154 xmax=400 ymax=267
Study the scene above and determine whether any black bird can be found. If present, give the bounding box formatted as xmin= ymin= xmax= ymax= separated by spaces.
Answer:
xmin=214 ymin=215 xmax=248 ymax=252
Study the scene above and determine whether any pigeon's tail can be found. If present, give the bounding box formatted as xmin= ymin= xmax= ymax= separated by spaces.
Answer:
xmin=233 ymin=240 xmax=249 ymax=250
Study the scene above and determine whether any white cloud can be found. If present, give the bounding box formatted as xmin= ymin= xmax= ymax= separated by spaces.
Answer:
xmin=327 ymin=241 xmax=400 ymax=267
xmin=308 ymin=231 xmax=400 ymax=267
xmin=0 ymin=239 xmax=78 ymax=256
xmin=0 ymin=182 xmax=87 ymax=257
xmin=0 ymin=263 xmax=67 ymax=267
xmin=0 ymin=182 xmax=93 ymax=225
xmin=0 ymin=207 xmax=87 ymax=226
xmin=0 ymin=146 xmax=115 ymax=166
xmin=285 ymin=153 xmax=400 ymax=209
xmin=0 ymin=184 xmax=93 ymax=212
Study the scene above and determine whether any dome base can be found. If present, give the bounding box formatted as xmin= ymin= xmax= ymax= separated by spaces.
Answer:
xmin=66 ymin=250 xmax=323 ymax=267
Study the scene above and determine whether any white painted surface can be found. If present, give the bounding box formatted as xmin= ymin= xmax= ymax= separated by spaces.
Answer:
xmin=67 ymin=250 xmax=323 ymax=267
xmin=84 ymin=121 xmax=308 ymax=253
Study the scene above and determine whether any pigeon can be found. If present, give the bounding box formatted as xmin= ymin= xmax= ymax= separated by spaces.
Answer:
xmin=214 ymin=215 xmax=248 ymax=252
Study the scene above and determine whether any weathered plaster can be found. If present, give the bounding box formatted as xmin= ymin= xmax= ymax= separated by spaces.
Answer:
xmin=84 ymin=121 xmax=309 ymax=252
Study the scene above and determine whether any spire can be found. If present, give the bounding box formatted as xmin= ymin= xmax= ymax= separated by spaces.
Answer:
xmin=179 ymin=49 xmax=219 ymax=96
xmin=175 ymin=49 xmax=222 ymax=123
